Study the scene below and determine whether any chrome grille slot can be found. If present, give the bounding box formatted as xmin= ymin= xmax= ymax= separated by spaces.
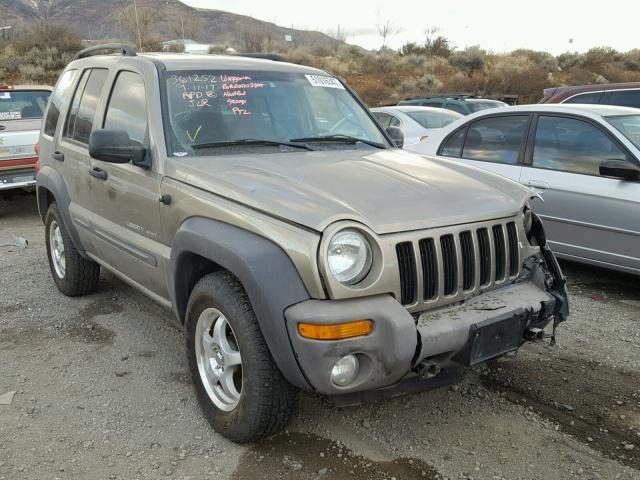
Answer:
xmin=507 ymin=221 xmax=519 ymax=276
xmin=419 ymin=238 xmax=438 ymax=300
xmin=440 ymin=234 xmax=457 ymax=296
xmin=477 ymin=228 xmax=491 ymax=286
xmin=492 ymin=224 xmax=506 ymax=281
xmin=396 ymin=241 xmax=417 ymax=306
xmin=460 ymin=231 xmax=475 ymax=291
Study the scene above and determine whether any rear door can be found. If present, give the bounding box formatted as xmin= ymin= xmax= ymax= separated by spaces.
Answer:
xmin=55 ymin=68 xmax=109 ymax=250
xmin=438 ymin=114 xmax=530 ymax=182
xmin=519 ymin=113 xmax=640 ymax=272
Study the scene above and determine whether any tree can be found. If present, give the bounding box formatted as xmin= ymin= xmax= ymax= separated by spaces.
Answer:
xmin=377 ymin=17 xmax=402 ymax=50
xmin=169 ymin=15 xmax=205 ymax=42
xmin=117 ymin=0 xmax=161 ymax=51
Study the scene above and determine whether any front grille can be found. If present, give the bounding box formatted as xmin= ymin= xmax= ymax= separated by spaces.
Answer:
xmin=395 ymin=218 xmax=521 ymax=308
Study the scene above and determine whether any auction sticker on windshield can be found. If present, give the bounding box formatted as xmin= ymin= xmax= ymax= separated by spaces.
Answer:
xmin=305 ymin=75 xmax=344 ymax=89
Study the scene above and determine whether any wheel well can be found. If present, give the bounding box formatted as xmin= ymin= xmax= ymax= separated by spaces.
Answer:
xmin=174 ymin=252 xmax=224 ymax=324
xmin=37 ymin=187 xmax=55 ymax=222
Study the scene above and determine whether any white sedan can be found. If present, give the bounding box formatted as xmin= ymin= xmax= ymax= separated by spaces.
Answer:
xmin=407 ymin=104 xmax=640 ymax=275
xmin=371 ymin=106 xmax=462 ymax=146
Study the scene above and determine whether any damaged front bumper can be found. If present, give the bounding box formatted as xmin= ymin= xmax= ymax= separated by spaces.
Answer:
xmin=284 ymin=250 xmax=569 ymax=396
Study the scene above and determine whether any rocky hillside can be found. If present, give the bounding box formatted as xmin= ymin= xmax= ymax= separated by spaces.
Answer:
xmin=0 ymin=0 xmax=337 ymax=49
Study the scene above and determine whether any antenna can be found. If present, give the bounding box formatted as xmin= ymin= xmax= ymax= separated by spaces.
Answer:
xmin=133 ymin=0 xmax=142 ymax=51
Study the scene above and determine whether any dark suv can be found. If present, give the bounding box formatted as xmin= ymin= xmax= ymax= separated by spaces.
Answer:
xmin=539 ymin=82 xmax=640 ymax=108
xmin=398 ymin=95 xmax=508 ymax=115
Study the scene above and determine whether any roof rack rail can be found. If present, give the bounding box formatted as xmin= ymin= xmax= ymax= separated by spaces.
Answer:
xmin=234 ymin=53 xmax=288 ymax=62
xmin=74 ymin=44 xmax=137 ymax=60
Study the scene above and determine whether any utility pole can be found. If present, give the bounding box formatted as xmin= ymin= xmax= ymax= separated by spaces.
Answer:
xmin=133 ymin=0 xmax=143 ymax=51
xmin=181 ymin=18 xmax=185 ymax=41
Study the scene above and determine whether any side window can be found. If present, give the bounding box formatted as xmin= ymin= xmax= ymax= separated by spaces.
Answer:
xmin=607 ymin=90 xmax=640 ymax=109
xmin=564 ymin=91 xmax=602 ymax=104
xmin=373 ymin=112 xmax=392 ymax=128
xmin=461 ymin=115 xmax=528 ymax=164
xmin=440 ymin=128 xmax=465 ymax=157
xmin=425 ymin=101 xmax=443 ymax=108
xmin=387 ymin=114 xmax=401 ymax=128
xmin=43 ymin=69 xmax=77 ymax=137
xmin=63 ymin=68 xmax=108 ymax=145
xmin=532 ymin=115 xmax=627 ymax=176
xmin=446 ymin=102 xmax=467 ymax=115
xmin=104 ymin=71 xmax=148 ymax=146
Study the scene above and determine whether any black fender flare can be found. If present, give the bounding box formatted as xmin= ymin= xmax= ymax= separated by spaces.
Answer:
xmin=35 ymin=167 xmax=87 ymax=256
xmin=170 ymin=217 xmax=313 ymax=390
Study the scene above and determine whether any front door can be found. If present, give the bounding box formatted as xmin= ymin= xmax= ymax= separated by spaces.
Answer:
xmin=88 ymin=70 xmax=166 ymax=297
xmin=519 ymin=114 xmax=640 ymax=272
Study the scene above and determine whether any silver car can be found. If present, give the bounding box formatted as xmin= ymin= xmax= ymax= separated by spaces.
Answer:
xmin=408 ymin=104 xmax=640 ymax=275
xmin=371 ymin=106 xmax=462 ymax=146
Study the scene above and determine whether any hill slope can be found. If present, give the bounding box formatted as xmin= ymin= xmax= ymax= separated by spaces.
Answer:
xmin=0 ymin=0 xmax=337 ymax=49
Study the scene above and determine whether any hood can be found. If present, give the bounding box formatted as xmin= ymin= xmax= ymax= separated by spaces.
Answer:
xmin=165 ymin=149 xmax=532 ymax=234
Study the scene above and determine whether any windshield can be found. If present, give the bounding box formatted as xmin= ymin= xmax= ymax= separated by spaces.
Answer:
xmin=0 ymin=90 xmax=50 ymax=121
xmin=466 ymin=100 xmax=507 ymax=113
xmin=606 ymin=115 xmax=640 ymax=150
xmin=403 ymin=109 xmax=461 ymax=129
xmin=163 ymin=70 xmax=388 ymax=156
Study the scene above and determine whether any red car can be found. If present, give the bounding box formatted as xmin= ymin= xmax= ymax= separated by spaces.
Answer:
xmin=0 ymin=84 xmax=52 ymax=193
xmin=539 ymin=82 xmax=640 ymax=108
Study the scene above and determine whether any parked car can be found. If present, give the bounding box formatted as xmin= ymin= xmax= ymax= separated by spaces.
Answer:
xmin=37 ymin=45 xmax=568 ymax=443
xmin=407 ymin=104 xmax=640 ymax=275
xmin=540 ymin=82 xmax=640 ymax=108
xmin=398 ymin=95 xmax=508 ymax=115
xmin=0 ymin=84 xmax=52 ymax=192
xmin=371 ymin=106 xmax=462 ymax=146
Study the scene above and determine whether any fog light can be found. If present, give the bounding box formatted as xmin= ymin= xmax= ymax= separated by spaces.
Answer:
xmin=330 ymin=354 xmax=359 ymax=387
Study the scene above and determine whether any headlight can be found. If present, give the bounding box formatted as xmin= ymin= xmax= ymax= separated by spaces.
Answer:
xmin=327 ymin=229 xmax=373 ymax=285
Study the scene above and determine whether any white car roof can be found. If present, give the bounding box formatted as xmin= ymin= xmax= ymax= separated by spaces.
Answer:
xmin=372 ymin=105 xmax=462 ymax=114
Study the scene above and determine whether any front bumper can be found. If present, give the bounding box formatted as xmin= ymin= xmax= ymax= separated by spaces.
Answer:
xmin=284 ymin=255 xmax=567 ymax=395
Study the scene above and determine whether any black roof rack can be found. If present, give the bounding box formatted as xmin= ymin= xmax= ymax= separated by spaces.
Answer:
xmin=234 ymin=53 xmax=288 ymax=62
xmin=74 ymin=44 xmax=137 ymax=60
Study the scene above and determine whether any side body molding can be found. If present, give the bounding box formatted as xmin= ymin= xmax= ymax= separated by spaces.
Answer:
xmin=36 ymin=166 xmax=87 ymax=256
xmin=170 ymin=217 xmax=313 ymax=390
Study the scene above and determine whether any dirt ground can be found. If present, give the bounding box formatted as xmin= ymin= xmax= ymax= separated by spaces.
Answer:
xmin=1 ymin=193 xmax=639 ymax=480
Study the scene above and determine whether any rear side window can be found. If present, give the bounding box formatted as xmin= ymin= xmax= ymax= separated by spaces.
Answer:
xmin=445 ymin=102 xmax=467 ymax=115
xmin=461 ymin=115 xmax=528 ymax=164
xmin=532 ymin=115 xmax=627 ymax=176
xmin=373 ymin=112 xmax=393 ymax=128
xmin=564 ymin=91 xmax=602 ymax=104
xmin=440 ymin=128 xmax=465 ymax=157
xmin=64 ymin=68 xmax=108 ymax=145
xmin=103 ymin=71 xmax=148 ymax=146
xmin=43 ymin=70 xmax=76 ymax=136
xmin=607 ymin=90 xmax=640 ymax=109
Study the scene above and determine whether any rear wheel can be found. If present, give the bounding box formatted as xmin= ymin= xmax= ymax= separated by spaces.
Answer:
xmin=186 ymin=271 xmax=298 ymax=443
xmin=45 ymin=202 xmax=100 ymax=296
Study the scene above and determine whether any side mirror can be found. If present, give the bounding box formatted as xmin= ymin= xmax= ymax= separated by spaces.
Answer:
xmin=386 ymin=126 xmax=404 ymax=149
xmin=599 ymin=159 xmax=640 ymax=181
xmin=89 ymin=129 xmax=148 ymax=168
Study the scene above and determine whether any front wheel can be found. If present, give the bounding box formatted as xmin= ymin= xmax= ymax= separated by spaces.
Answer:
xmin=186 ymin=271 xmax=298 ymax=442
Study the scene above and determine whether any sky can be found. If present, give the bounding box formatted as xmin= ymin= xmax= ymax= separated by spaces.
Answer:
xmin=182 ymin=0 xmax=639 ymax=54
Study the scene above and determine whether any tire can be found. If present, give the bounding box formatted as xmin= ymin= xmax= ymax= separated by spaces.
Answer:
xmin=45 ymin=202 xmax=100 ymax=296
xmin=186 ymin=271 xmax=298 ymax=443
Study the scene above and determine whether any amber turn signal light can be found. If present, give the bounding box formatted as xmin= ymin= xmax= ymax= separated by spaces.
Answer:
xmin=297 ymin=320 xmax=373 ymax=340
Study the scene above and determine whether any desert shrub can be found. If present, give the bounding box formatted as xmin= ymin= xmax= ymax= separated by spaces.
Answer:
xmin=449 ymin=46 xmax=486 ymax=74
xmin=12 ymin=22 xmax=82 ymax=54
xmin=619 ymin=49 xmax=640 ymax=71
xmin=557 ymin=52 xmax=585 ymax=70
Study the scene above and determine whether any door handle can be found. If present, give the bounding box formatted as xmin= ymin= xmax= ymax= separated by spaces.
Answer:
xmin=52 ymin=151 xmax=65 ymax=162
xmin=527 ymin=179 xmax=550 ymax=190
xmin=89 ymin=167 xmax=107 ymax=180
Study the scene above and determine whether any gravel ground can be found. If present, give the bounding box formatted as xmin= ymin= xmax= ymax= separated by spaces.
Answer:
xmin=1 ymin=193 xmax=639 ymax=480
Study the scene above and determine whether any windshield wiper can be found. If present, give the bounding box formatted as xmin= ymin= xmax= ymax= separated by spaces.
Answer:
xmin=289 ymin=135 xmax=386 ymax=149
xmin=191 ymin=139 xmax=314 ymax=151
